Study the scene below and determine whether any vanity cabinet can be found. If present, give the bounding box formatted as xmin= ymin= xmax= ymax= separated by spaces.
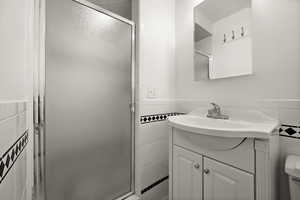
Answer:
xmin=173 ymin=146 xmax=202 ymax=200
xmin=172 ymin=146 xmax=254 ymax=200
xmin=169 ymin=128 xmax=279 ymax=200
xmin=204 ymin=158 xmax=254 ymax=200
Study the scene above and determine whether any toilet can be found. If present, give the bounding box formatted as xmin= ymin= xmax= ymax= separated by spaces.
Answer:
xmin=285 ymin=155 xmax=300 ymax=200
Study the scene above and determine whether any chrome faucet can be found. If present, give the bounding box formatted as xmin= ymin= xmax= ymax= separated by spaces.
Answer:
xmin=207 ymin=103 xmax=229 ymax=120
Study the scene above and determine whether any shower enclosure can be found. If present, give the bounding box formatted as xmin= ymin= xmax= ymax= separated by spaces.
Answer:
xmin=33 ymin=0 xmax=135 ymax=199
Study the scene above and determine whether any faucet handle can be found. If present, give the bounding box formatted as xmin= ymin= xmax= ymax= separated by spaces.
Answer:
xmin=210 ymin=102 xmax=217 ymax=106
xmin=207 ymin=103 xmax=229 ymax=119
xmin=210 ymin=102 xmax=220 ymax=109
xmin=210 ymin=103 xmax=221 ymax=113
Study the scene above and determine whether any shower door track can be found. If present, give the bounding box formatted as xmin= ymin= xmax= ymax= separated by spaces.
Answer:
xmin=33 ymin=0 xmax=136 ymax=199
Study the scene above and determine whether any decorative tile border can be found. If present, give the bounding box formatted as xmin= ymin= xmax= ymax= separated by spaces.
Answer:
xmin=140 ymin=111 xmax=300 ymax=139
xmin=0 ymin=130 xmax=29 ymax=184
xmin=279 ymin=124 xmax=300 ymax=139
xmin=140 ymin=113 xmax=185 ymax=124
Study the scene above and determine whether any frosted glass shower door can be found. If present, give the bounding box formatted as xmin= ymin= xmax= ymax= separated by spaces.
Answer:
xmin=44 ymin=0 xmax=134 ymax=199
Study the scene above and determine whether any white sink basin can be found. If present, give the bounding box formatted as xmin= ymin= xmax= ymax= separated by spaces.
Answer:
xmin=168 ymin=108 xmax=279 ymax=139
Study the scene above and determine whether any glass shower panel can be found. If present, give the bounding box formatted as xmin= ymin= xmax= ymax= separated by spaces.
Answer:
xmin=45 ymin=0 xmax=133 ymax=199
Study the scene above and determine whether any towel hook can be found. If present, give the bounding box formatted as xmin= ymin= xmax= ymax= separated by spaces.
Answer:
xmin=241 ymin=26 xmax=245 ymax=37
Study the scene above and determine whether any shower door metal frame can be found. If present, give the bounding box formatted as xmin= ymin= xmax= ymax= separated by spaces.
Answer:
xmin=33 ymin=0 xmax=136 ymax=199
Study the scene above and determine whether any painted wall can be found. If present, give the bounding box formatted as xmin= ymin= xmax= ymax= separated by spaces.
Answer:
xmin=175 ymin=0 xmax=300 ymax=102
xmin=137 ymin=0 xmax=175 ymax=101
xmin=0 ymin=0 xmax=30 ymax=101
xmin=0 ymin=1 xmax=34 ymax=200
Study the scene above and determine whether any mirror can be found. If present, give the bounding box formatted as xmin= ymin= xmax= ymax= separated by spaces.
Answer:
xmin=194 ymin=0 xmax=252 ymax=80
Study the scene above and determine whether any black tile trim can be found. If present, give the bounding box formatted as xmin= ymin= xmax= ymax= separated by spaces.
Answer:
xmin=140 ymin=113 xmax=185 ymax=124
xmin=280 ymin=134 xmax=300 ymax=140
xmin=141 ymin=176 xmax=169 ymax=194
xmin=281 ymin=124 xmax=300 ymax=128
xmin=0 ymin=130 xmax=29 ymax=184
xmin=279 ymin=124 xmax=300 ymax=139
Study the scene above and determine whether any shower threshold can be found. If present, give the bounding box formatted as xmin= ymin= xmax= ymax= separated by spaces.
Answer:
xmin=116 ymin=194 xmax=140 ymax=200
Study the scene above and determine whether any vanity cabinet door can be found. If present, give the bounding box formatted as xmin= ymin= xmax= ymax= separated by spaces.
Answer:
xmin=173 ymin=146 xmax=203 ymax=200
xmin=203 ymin=158 xmax=254 ymax=200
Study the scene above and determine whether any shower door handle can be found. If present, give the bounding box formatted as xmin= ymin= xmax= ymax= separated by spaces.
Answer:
xmin=129 ymin=102 xmax=135 ymax=113
xmin=34 ymin=122 xmax=44 ymax=133
xmin=33 ymin=94 xmax=46 ymax=200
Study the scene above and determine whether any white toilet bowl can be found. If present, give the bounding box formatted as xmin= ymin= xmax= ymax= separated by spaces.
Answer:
xmin=285 ymin=155 xmax=300 ymax=200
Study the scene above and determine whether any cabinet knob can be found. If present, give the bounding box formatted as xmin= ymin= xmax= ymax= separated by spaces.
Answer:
xmin=203 ymin=168 xmax=210 ymax=174
xmin=194 ymin=163 xmax=200 ymax=169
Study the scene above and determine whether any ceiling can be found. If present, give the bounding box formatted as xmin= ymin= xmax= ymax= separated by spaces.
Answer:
xmin=195 ymin=0 xmax=251 ymax=22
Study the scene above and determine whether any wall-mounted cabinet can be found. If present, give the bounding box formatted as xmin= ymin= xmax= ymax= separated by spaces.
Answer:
xmin=194 ymin=0 xmax=253 ymax=80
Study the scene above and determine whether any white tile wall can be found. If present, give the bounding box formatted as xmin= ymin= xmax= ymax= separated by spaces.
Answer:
xmin=136 ymin=100 xmax=174 ymax=200
xmin=0 ymin=101 xmax=28 ymax=200
xmin=278 ymin=103 xmax=300 ymax=200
